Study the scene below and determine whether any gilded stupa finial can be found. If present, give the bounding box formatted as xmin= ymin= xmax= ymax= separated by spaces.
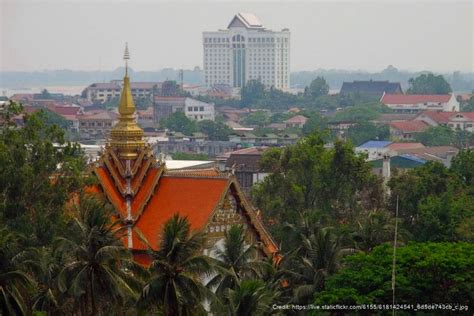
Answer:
xmin=109 ymin=43 xmax=145 ymax=159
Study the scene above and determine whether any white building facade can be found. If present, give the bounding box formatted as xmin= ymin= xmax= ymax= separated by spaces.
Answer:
xmin=380 ymin=93 xmax=460 ymax=113
xmin=203 ymin=13 xmax=290 ymax=90
xmin=184 ymin=98 xmax=215 ymax=121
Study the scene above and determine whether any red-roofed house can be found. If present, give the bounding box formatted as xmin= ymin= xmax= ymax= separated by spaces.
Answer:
xmin=284 ymin=115 xmax=308 ymax=128
xmin=447 ymin=112 xmax=474 ymax=132
xmin=414 ymin=111 xmax=454 ymax=126
xmin=381 ymin=93 xmax=459 ymax=113
xmin=389 ymin=120 xmax=429 ymax=140
xmin=414 ymin=110 xmax=474 ymax=132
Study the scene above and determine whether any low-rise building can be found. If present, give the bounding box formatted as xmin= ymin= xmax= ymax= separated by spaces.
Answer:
xmin=381 ymin=93 xmax=460 ymax=113
xmin=83 ymin=81 xmax=162 ymax=103
xmin=78 ymin=110 xmax=119 ymax=139
xmin=154 ymin=96 xmax=215 ymax=122
xmin=341 ymin=80 xmax=403 ymax=97
xmin=389 ymin=120 xmax=429 ymax=140
xmin=284 ymin=115 xmax=308 ymax=128
xmin=446 ymin=112 xmax=474 ymax=132
xmin=224 ymin=147 xmax=270 ymax=197
xmin=356 ymin=141 xmax=425 ymax=161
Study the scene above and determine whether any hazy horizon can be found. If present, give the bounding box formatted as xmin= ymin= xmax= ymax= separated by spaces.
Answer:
xmin=1 ymin=0 xmax=473 ymax=73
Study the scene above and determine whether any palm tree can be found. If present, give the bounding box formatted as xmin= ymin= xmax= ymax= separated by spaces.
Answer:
xmin=223 ymin=279 xmax=276 ymax=316
xmin=352 ymin=209 xmax=401 ymax=252
xmin=138 ymin=214 xmax=213 ymax=316
xmin=56 ymin=195 xmax=139 ymax=315
xmin=291 ymin=227 xmax=357 ymax=304
xmin=0 ymin=227 xmax=35 ymax=316
xmin=20 ymin=246 xmax=63 ymax=314
xmin=206 ymin=225 xmax=269 ymax=296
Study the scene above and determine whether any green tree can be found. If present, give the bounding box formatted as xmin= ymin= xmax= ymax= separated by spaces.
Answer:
xmin=138 ymin=214 xmax=213 ymax=316
xmin=387 ymin=161 xmax=473 ymax=241
xmin=315 ymin=243 xmax=474 ymax=306
xmin=161 ymin=111 xmax=197 ymax=135
xmin=207 ymin=226 xmax=269 ymax=301
xmin=21 ymin=247 xmax=63 ymax=314
xmin=0 ymin=102 xmax=86 ymax=246
xmin=242 ymin=111 xmax=270 ymax=126
xmin=450 ymin=149 xmax=474 ymax=185
xmin=305 ymin=77 xmax=329 ymax=99
xmin=0 ymin=228 xmax=35 ymax=316
xmin=415 ymin=125 xmax=455 ymax=146
xmin=407 ymin=73 xmax=452 ymax=94
xmin=288 ymin=226 xmax=356 ymax=304
xmin=345 ymin=122 xmax=390 ymax=146
xmin=241 ymin=80 xmax=266 ymax=107
xmin=461 ymin=96 xmax=474 ymax=111
xmin=253 ymin=133 xmax=382 ymax=249
xmin=330 ymin=103 xmax=384 ymax=123
xmin=197 ymin=119 xmax=232 ymax=141
xmin=222 ymin=279 xmax=276 ymax=316
xmin=57 ymin=196 xmax=139 ymax=315
xmin=302 ymin=112 xmax=328 ymax=135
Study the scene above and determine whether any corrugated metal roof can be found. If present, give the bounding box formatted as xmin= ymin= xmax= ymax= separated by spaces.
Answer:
xmin=358 ymin=141 xmax=392 ymax=148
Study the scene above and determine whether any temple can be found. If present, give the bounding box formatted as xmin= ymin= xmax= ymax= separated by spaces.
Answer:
xmin=88 ymin=44 xmax=279 ymax=265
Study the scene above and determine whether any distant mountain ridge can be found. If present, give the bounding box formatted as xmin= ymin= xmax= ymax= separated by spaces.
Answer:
xmin=1 ymin=66 xmax=473 ymax=92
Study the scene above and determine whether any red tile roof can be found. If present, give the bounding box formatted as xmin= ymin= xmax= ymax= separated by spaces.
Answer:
xmin=132 ymin=177 xmax=229 ymax=250
xmin=449 ymin=112 xmax=474 ymax=120
xmin=416 ymin=111 xmax=455 ymax=124
xmin=387 ymin=142 xmax=425 ymax=151
xmin=381 ymin=94 xmax=452 ymax=104
xmin=284 ymin=115 xmax=308 ymax=124
xmin=49 ymin=105 xmax=81 ymax=116
xmin=389 ymin=120 xmax=429 ymax=132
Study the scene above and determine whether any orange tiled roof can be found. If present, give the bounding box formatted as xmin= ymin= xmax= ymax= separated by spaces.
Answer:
xmin=132 ymin=177 xmax=229 ymax=250
xmin=90 ymin=147 xmax=280 ymax=263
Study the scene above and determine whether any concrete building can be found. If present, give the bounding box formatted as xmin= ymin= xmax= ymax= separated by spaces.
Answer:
xmin=78 ymin=110 xmax=119 ymax=139
xmin=83 ymin=81 xmax=162 ymax=103
xmin=389 ymin=120 xmax=429 ymax=141
xmin=203 ymin=13 xmax=290 ymax=90
xmin=284 ymin=115 xmax=308 ymax=128
xmin=224 ymin=147 xmax=270 ymax=197
xmin=414 ymin=110 xmax=474 ymax=132
xmin=380 ymin=93 xmax=460 ymax=113
xmin=154 ymin=96 xmax=215 ymax=123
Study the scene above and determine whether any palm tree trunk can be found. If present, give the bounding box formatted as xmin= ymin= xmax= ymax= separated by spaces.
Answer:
xmin=89 ymin=272 xmax=97 ymax=316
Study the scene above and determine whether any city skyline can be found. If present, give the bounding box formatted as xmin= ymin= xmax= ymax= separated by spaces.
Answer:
xmin=1 ymin=0 xmax=473 ymax=73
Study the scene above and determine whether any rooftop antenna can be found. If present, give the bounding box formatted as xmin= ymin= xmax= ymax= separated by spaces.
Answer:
xmin=124 ymin=42 xmax=130 ymax=76
xmin=392 ymin=195 xmax=399 ymax=316
xmin=179 ymin=69 xmax=184 ymax=93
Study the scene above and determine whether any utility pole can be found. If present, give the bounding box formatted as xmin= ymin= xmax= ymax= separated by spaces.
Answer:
xmin=179 ymin=69 xmax=184 ymax=94
xmin=392 ymin=195 xmax=399 ymax=316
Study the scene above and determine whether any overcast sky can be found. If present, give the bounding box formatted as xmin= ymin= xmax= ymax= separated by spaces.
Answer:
xmin=1 ymin=0 xmax=473 ymax=73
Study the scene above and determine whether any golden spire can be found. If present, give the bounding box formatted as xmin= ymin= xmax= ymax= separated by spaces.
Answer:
xmin=109 ymin=43 xmax=145 ymax=159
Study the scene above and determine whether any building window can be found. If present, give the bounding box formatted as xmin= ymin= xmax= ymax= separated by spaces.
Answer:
xmin=199 ymin=106 xmax=204 ymax=111
xmin=188 ymin=106 xmax=192 ymax=111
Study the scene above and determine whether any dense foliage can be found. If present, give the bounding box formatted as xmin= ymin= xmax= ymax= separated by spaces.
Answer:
xmin=407 ymin=73 xmax=452 ymax=94
xmin=315 ymin=242 xmax=473 ymax=306
xmin=1 ymin=102 xmax=473 ymax=314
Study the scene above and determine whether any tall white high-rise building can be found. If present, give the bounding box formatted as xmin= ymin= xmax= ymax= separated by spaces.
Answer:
xmin=203 ymin=13 xmax=290 ymax=90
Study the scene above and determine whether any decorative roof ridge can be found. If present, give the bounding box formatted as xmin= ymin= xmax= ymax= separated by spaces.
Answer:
xmin=132 ymin=166 xmax=164 ymax=222
xmin=131 ymin=158 xmax=154 ymax=194
xmin=227 ymin=177 xmax=280 ymax=260
xmin=162 ymin=168 xmax=230 ymax=179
